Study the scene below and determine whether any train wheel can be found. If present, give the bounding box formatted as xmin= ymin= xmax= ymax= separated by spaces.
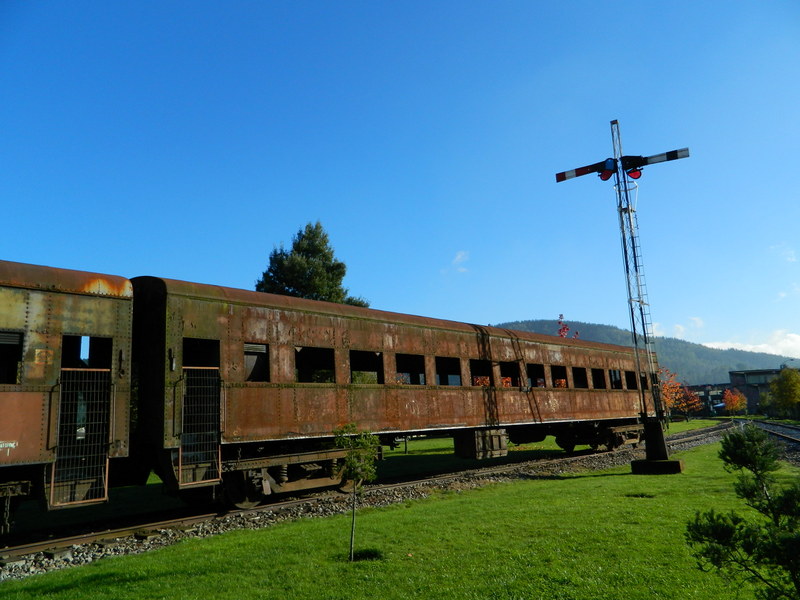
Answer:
xmin=223 ymin=471 xmax=264 ymax=509
xmin=555 ymin=437 xmax=575 ymax=453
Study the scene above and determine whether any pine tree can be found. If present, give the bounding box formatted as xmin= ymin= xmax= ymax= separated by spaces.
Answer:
xmin=685 ymin=425 xmax=800 ymax=599
xmin=255 ymin=221 xmax=369 ymax=307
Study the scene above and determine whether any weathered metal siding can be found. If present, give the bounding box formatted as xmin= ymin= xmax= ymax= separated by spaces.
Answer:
xmin=0 ymin=261 xmax=133 ymax=468
xmin=132 ymin=276 xmax=651 ymax=450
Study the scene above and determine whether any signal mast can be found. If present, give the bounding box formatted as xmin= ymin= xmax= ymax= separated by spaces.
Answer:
xmin=556 ymin=120 xmax=688 ymax=473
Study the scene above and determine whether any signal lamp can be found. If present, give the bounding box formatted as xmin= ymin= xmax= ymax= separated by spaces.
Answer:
xmin=599 ymin=170 xmax=614 ymax=181
xmin=626 ymin=169 xmax=642 ymax=179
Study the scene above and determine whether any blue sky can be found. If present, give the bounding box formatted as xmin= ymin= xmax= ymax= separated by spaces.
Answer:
xmin=2 ymin=1 xmax=799 ymax=360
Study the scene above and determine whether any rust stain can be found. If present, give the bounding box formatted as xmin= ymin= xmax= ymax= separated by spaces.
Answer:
xmin=81 ymin=277 xmax=133 ymax=297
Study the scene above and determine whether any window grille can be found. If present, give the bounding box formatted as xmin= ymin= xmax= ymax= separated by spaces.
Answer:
xmin=179 ymin=368 xmax=221 ymax=486
xmin=50 ymin=369 xmax=111 ymax=507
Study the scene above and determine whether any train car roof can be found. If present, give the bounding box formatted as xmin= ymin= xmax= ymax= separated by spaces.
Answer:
xmin=0 ymin=259 xmax=133 ymax=298
xmin=132 ymin=275 xmax=634 ymax=355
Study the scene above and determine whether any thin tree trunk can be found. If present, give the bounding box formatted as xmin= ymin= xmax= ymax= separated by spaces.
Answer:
xmin=349 ymin=487 xmax=357 ymax=561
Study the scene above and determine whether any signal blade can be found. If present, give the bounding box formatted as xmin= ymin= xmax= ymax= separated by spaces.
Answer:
xmin=642 ymin=148 xmax=689 ymax=166
xmin=555 ymin=160 xmax=607 ymax=183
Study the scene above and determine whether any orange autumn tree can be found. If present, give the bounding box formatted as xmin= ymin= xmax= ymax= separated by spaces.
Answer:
xmin=660 ymin=368 xmax=703 ymax=420
xmin=722 ymin=388 xmax=747 ymax=415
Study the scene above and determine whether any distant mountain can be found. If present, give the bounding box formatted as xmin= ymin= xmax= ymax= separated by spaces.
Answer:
xmin=494 ymin=319 xmax=792 ymax=385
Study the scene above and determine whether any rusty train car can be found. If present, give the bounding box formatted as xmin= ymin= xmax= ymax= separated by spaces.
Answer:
xmin=0 ymin=259 xmax=655 ymax=528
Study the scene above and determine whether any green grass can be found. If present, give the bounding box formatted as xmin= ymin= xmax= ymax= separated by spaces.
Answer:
xmin=5 ymin=440 xmax=791 ymax=600
xmin=378 ymin=419 xmax=722 ymax=480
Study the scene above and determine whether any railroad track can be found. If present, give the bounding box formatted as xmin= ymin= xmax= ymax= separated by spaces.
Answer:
xmin=734 ymin=419 xmax=800 ymax=445
xmin=0 ymin=423 xmax=734 ymax=579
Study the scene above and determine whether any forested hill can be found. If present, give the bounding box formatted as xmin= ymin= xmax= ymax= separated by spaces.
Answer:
xmin=494 ymin=319 xmax=792 ymax=385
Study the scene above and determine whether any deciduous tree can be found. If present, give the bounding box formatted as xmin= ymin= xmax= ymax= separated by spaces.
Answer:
xmin=660 ymin=368 xmax=702 ymax=419
xmin=763 ymin=368 xmax=800 ymax=419
xmin=334 ymin=424 xmax=380 ymax=561
xmin=255 ymin=221 xmax=369 ymax=307
xmin=686 ymin=425 xmax=800 ymax=600
xmin=557 ymin=314 xmax=579 ymax=339
xmin=722 ymin=388 xmax=748 ymax=415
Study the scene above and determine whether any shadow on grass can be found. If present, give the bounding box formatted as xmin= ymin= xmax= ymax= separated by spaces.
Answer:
xmin=341 ymin=548 xmax=385 ymax=562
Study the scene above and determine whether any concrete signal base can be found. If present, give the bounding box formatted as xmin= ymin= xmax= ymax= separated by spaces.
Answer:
xmin=631 ymin=459 xmax=685 ymax=475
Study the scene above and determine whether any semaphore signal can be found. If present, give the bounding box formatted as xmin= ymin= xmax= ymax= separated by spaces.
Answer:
xmin=555 ymin=120 xmax=689 ymax=474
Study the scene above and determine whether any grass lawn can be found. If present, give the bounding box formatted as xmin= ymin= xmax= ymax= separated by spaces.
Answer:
xmin=3 ymin=436 xmax=787 ymax=600
xmin=378 ymin=419 xmax=723 ymax=480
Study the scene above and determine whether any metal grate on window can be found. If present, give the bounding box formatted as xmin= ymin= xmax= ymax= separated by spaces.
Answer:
xmin=50 ymin=369 xmax=111 ymax=507
xmin=179 ymin=368 xmax=221 ymax=486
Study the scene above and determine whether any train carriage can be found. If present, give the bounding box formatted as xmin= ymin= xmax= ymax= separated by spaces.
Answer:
xmin=130 ymin=275 xmax=654 ymax=507
xmin=0 ymin=260 xmax=133 ymax=521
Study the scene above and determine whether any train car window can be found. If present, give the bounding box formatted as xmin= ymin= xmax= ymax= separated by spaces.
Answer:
xmin=244 ymin=343 xmax=269 ymax=382
xmin=350 ymin=350 xmax=384 ymax=384
xmin=183 ymin=338 xmax=220 ymax=368
xmin=395 ymin=353 xmax=425 ymax=385
xmin=62 ymin=335 xmax=112 ymax=369
xmin=435 ymin=356 xmax=461 ymax=386
xmin=469 ymin=359 xmax=493 ymax=387
xmin=295 ymin=346 xmax=335 ymax=383
xmin=551 ymin=365 xmax=568 ymax=388
xmin=572 ymin=367 xmax=589 ymax=389
xmin=526 ymin=363 xmax=546 ymax=387
xmin=625 ymin=371 xmax=638 ymax=390
xmin=640 ymin=372 xmax=650 ymax=390
xmin=499 ymin=361 xmax=520 ymax=387
xmin=0 ymin=331 xmax=23 ymax=384
xmin=591 ymin=368 xmax=607 ymax=389
xmin=609 ymin=369 xmax=623 ymax=389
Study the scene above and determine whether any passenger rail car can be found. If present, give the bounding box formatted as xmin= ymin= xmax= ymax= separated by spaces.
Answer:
xmin=0 ymin=261 xmax=132 ymax=523
xmin=0 ymin=260 xmax=656 ymax=524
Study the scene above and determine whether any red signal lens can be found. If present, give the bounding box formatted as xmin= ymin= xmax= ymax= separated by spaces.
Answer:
xmin=627 ymin=169 xmax=642 ymax=179
xmin=599 ymin=170 xmax=614 ymax=181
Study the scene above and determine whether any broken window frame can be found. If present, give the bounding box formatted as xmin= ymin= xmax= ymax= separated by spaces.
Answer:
xmin=244 ymin=343 xmax=270 ymax=382
xmin=0 ymin=331 xmax=23 ymax=384
xmin=435 ymin=356 xmax=462 ymax=386
xmin=350 ymin=350 xmax=384 ymax=384
xmin=295 ymin=346 xmax=336 ymax=383
xmin=469 ymin=359 xmax=493 ymax=387
xmin=395 ymin=353 xmax=426 ymax=385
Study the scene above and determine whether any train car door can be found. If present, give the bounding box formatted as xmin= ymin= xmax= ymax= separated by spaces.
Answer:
xmin=178 ymin=338 xmax=221 ymax=486
xmin=50 ymin=335 xmax=112 ymax=507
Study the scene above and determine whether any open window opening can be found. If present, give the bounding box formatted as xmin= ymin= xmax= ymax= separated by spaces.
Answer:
xmin=551 ymin=365 xmax=568 ymax=388
xmin=435 ymin=356 xmax=462 ymax=386
xmin=527 ymin=363 xmax=546 ymax=387
xmin=62 ymin=335 xmax=112 ymax=369
xmin=395 ymin=353 xmax=425 ymax=385
xmin=499 ymin=361 xmax=520 ymax=387
xmin=0 ymin=331 xmax=23 ymax=384
xmin=591 ymin=368 xmax=607 ymax=389
xmin=244 ymin=343 xmax=270 ymax=382
xmin=470 ymin=359 xmax=493 ymax=387
xmin=183 ymin=338 xmax=220 ymax=368
xmin=625 ymin=370 xmax=639 ymax=390
xmin=295 ymin=346 xmax=335 ymax=383
xmin=641 ymin=372 xmax=651 ymax=390
xmin=609 ymin=369 xmax=623 ymax=390
xmin=350 ymin=350 xmax=384 ymax=384
xmin=572 ymin=367 xmax=589 ymax=389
